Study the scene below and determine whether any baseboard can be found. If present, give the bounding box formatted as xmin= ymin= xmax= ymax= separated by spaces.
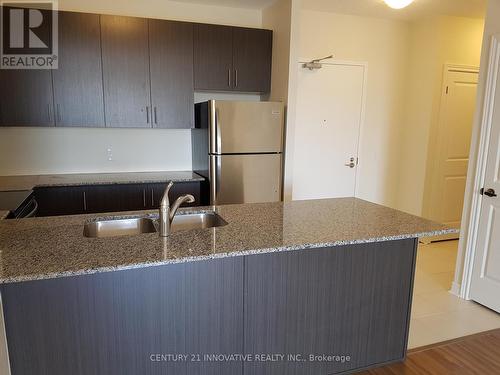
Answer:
xmin=450 ymin=281 xmax=461 ymax=297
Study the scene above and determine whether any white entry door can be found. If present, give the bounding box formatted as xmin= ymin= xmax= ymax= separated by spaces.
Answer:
xmin=470 ymin=38 xmax=500 ymax=313
xmin=292 ymin=62 xmax=365 ymax=200
xmin=428 ymin=68 xmax=478 ymax=228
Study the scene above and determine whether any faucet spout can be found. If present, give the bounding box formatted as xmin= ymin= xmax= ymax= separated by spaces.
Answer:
xmin=169 ymin=194 xmax=195 ymax=221
xmin=158 ymin=181 xmax=196 ymax=237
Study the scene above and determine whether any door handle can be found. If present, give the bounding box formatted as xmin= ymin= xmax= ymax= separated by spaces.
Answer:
xmin=146 ymin=106 xmax=150 ymax=124
xmin=481 ymin=188 xmax=497 ymax=197
xmin=345 ymin=157 xmax=356 ymax=169
xmin=228 ymin=69 xmax=231 ymax=88
xmin=154 ymin=107 xmax=158 ymax=125
xmin=235 ymin=69 xmax=238 ymax=88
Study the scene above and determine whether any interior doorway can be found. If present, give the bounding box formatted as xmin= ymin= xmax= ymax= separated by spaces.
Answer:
xmin=409 ymin=64 xmax=499 ymax=348
xmin=423 ymin=65 xmax=479 ymax=237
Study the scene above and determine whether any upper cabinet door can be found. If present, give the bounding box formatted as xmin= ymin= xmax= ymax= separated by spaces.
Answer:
xmin=194 ymin=24 xmax=233 ymax=91
xmin=52 ymin=12 xmax=105 ymax=127
xmin=0 ymin=69 xmax=54 ymax=126
xmin=233 ymin=28 xmax=272 ymax=93
xmin=149 ymin=20 xmax=194 ymax=129
xmin=101 ymin=15 xmax=151 ymax=128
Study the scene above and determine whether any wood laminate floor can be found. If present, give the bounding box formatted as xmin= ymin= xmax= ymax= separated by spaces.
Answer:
xmin=358 ymin=329 xmax=500 ymax=374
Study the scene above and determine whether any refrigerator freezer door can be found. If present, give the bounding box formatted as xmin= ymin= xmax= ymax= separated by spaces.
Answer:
xmin=210 ymin=101 xmax=284 ymax=154
xmin=210 ymin=154 xmax=282 ymax=204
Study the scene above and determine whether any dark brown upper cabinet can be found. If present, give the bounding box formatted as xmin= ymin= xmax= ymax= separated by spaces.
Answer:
xmin=149 ymin=20 xmax=194 ymax=129
xmin=194 ymin=24 xmax=234 ymax=92
xmin=0 ymin=9 xmax=273 ymax=128
xmin=101 ymin=15 xmax=152 ymax=128
xmin=233 ymin=28 xmax=272 ymax=93
xmin=194 ymin=24 xmax=272 ymax=93
xmin=52 ymin=12 xmax=105 ymax=127
xmin=0 ymin=70 xmax=55 ymax=126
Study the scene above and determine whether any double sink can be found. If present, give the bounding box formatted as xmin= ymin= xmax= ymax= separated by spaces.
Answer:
xmin=84 ymin=212 xmax=227 ymax=238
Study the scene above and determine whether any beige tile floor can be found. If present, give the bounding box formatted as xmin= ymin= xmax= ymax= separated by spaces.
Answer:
xmin=408 ymin=240 xmax=500 ymax=349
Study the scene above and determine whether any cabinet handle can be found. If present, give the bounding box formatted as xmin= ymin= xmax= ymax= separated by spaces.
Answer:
xmin=47 ymin=104 xmax=52 ymax=122
xmin=235 ymin=69 xmax=238 ymax=88
xmin=228 ymin=69 xmax=231 ymax=88
xmin=154 ymin=107 xmax=158 ymax=125
xmin=83 ymin=191 xmax=87 ymax=211
xmin=151 ymin=188 xmax=154 ymax=207
xmin=56 ymin=104 xmax=61 ymax=123
xmin=146 ymin=106 xmax=150 ymax=124
xmin=143 ymin=189 xmax=146 ymax=207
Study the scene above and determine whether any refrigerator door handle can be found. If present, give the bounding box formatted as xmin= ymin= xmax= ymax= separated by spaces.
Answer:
xmin=209 ymin=156 xmax=221 ymax=205
xmin=209 ymin=100 xmax=220 ymax=154
xmin=215 ymin=108 xmax=221 ymax=154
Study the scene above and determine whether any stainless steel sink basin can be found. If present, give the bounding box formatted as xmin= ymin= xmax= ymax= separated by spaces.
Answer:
xmin=84 ymin=217 xmax=157 ymax=238
xmin=171 ymin=212 xmax=228 ymax=232
xmin=84 ymin=212 xmax=227 ymax=238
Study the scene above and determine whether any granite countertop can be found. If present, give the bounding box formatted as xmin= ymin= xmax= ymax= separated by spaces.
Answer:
xmin=0 ymin=198 xmax=457 ymax=284
xmin=0 ymin=211 xmax=9 ymax=220
xmin=0 ymin=170 xmax=204 ymax=191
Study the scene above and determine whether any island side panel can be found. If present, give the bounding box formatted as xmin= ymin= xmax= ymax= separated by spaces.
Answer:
xmin=243 ymin=239 xmax=418 ymax=375
xmin=0 ymin=257 xmax=244 ymax=375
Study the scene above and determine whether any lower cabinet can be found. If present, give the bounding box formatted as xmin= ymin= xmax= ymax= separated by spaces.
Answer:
xmin=33 ymin=181 xmax=205 ymax=217
xmin=1 ymin=257 xmax=244 ymax=375
xmin=35 ymin=186 xmax=87 ymax=216
xmin=243 ymin=239 xmax=416 ymax=375
xmin=0 ymin=240 xmax=417 ymax=375
xmin=84 ymin=184 xmax=147 ymax=213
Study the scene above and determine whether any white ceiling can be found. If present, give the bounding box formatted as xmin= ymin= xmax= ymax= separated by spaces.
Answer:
xmin=171 ymin=0 xmax=277 ymax=10
xmin=170 ymin=0 xmax=486 ymax=19
xmin=302 ymin=0 xmax=487 ymax=20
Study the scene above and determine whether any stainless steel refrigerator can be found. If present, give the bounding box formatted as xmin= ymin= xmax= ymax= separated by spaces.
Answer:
xmin=192 ymin=100 xmax=284 ymax=205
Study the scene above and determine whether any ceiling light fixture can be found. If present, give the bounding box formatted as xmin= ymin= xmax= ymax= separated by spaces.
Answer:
xmin=383 ymin=0 xmax=414 ymax=9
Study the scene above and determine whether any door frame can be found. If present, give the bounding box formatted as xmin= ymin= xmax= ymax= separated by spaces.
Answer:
xmin=295 ymin=59 xmax=368 ymax=198
xmin=461 ymin=35 xmax=500 ymax=299
xmin=423 ymin=63 xmax=479 ymax=232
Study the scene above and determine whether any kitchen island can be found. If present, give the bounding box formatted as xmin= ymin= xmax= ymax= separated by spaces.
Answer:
xmin=0 ymin=198 xmax=456 ymax=375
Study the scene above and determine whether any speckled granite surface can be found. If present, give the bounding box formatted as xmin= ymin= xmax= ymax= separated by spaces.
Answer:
xmin=0 ymin=211 xmax=9 ymax=220
xmin=0 ymin=171 xmax=204 ymax=191
xmin=0 ymin=198 xmax=457 ymax=284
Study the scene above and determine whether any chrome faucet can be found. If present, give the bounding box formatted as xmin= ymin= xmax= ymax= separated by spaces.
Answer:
xmin=159 ymin=181 xmax=195 ymax=237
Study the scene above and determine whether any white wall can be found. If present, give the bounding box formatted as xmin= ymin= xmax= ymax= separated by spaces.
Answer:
xmin=262 ymin=0 xmax=292 ymax=103
xmin=282 ymin=0 xmax=303 ymax=200
xmin=0 ymin=128 xmax=192 ymax=175
xmin=0 ymin=0 xmax=263 ymax=176
xmin=454 ymin=0 xmax=500 ymax=295
xmin=285 ymin=9 xmax=410 ymax=208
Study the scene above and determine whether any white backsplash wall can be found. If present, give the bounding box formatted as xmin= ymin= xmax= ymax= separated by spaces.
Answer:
xmin=0 ymin=127 xmax=192 ymax=176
